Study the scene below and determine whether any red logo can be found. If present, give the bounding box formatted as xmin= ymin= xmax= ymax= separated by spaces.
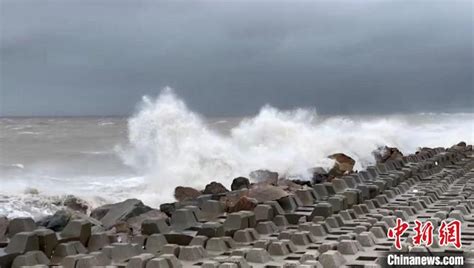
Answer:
xmin=438 ymin=220 xmax=462 ymax=249
xmin=413 ymin=220 xmax=434 ymax=247
xmin=387 ymin=219 xmax=462 ymax=249
xmin=387 ymin=218 xmax=409 ymax=250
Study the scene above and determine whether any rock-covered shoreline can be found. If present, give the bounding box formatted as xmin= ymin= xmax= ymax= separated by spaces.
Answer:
xmin=0 ymin=142 xmax=473 ymax=267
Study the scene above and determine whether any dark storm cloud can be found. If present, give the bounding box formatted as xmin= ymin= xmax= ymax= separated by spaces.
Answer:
xmin=0 ymin=0 xmax=472 ymax=116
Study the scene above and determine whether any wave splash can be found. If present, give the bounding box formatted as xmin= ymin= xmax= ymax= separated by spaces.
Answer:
xmin=121 ymin=88 xmax=473 ymax=203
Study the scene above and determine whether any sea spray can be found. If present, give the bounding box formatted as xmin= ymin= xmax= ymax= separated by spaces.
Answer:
xmin=121 ymin=88 xmax=474 ymax=203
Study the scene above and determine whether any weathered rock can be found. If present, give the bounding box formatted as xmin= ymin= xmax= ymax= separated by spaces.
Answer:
xmin=228 ymin=196 xmax=258 ymax=213
xmin=231 ymin=177 xmax=251 ymax=191
xmin=90 ymin=199 xmax=153 ymax=229
xmin=37 ymin=210 xmax=71 ymax=232
xmin=63 ymin=195 xmax=89 ymax=214
xmin=328 ymin=153 xmax=355 ymax=178
xmin=203 ymin=182 xmax=229 ymax=195
xmin=160 ymin=203 xmax=176 ymax=217
xmin=373 ymin=146 xmax=404 ymax=163
xmin=249 ymin=170 xmax=278 ymax=185
xmin=248 ymin=185 xmax=289 ymax=203
xmin=174 ymin=186 xmax=201 ymax=202
xmin=291 ymin=179 xmax=312 ymax=187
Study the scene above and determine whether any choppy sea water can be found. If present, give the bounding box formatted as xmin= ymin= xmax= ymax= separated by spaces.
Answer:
xmin=1 ymin=91 xmax=473 ymax=219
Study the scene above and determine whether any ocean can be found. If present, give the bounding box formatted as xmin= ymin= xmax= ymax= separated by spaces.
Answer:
xmin=1 ymin=91 xmax=473 ymax=219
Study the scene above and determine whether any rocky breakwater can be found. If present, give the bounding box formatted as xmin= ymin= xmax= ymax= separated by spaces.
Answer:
xmin=1 ymin=142 xmax=473 ymax=268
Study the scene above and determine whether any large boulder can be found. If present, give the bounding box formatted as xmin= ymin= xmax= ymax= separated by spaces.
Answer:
xmin=249 ymin=170 xmax=279 ymax=185
xmin=247 ymin=185 xmax=289 ymax=203
xmin=174 ymin=186 xmax=201 ymax=202
xmin=231 ymin=177 xmax=251 ymax=191
xmin=373 ymin=146 xmax=403 ymax=163
xmin=63 ymin=195 xmax=89 ymax=214
xmin=227 ymin=196 xmax=258 ymax=213
xmin=37 ymin=210 xmax=71 ymax=232
xmin=202 ymin=182 xmax=229 ymax=195
xmin=327 ymin=153 xmax=355 ymax=178
xmin=160 ymin=203 xmax=176 ymax=217
xmin=90 ymin=199 xmax=152 ymax=229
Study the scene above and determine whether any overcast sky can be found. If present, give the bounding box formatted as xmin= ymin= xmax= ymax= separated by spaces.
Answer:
xmin=0 ymin=0 xmax=472 ymax=117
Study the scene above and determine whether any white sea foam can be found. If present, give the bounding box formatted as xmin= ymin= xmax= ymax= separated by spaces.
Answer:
xmin=121 ymin=88 xmax=474 ymax=204
xmin=1 ymin=88 xmax=472 ymax=217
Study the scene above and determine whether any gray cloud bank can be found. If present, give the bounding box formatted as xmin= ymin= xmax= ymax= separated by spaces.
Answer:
xmin=0 ymin=0 xmax=472 ymax=117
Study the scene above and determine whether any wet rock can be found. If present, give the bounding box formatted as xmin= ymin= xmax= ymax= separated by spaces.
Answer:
xmin=373 ymin=146 xmax=404 ymax=163
xmin=174 ymin=186 xmax=202 ymax=202
xmin=248 ymin=185 xmax=289 ymax=203
xmin=231 ymin=177 xmax=251 ymax=191
xmin=327 ymin=153 xmax=355 ymax=178
xmin=37 ymin=210 xmax=71 ymax=232
xmin=291 ymin=179 xmax=312 ymax=187
xmin=249 ymin=170 xmax=279 ymax=185
xmin=160 ymin=203 xmax=176 ymax=217
xmin=309 ymin=167 xmax=329 ymax=184
xmin=203 ymin=182 xmax=229 ymax=195
xmin=90 ymin=199 xmax=152 ymax=229
xmin=63 ymin=195 xmax=89 ymax=214
xmin=228 ymin=196 xmax=258 ymax=213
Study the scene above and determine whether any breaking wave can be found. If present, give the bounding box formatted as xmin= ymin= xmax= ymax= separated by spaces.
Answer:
xmin=121 ymin=88 xmax=474 ymax=202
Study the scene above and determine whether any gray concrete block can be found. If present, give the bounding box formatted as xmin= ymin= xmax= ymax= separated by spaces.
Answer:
xmin=356 ymin=231 xmax=377 ymax=247
xmin=60 ymin=219 xmax=91 ymax=246
xmin=146 ymin=257 xmax=170 ymax=268
xmin=337 ymin=240 xmax=363 ymax=255
xmin=142 ymin=218 xmax=171 ymax=235
xmin=178 ymin=245 xmax=206 ymax=261
xmin=245 ymin=248 xmax=271 ymax=263
xmin=11 ymin=251 xmax=49 ymax=268
xmin=126 ymin=253 xmax=155 ymax=268
xmin=299 ymin=222 xmax=327 ymax=237
xmin=268 ymin=241 xmax=290 ymax=255
xmin=319 ymin=250 xmax=346 ymax=268
xmin=206 ymin=237 xmax=232 ymax=252
xmin=87 ymin=232 xmax=110 ymax=252
xmin=5 ymin=232 xmax=39 ymax=254
xmin=54 ymin=241 xmax=87 ymax=258
xmin=310 ymin=202 xmax=333 ymax=219
xmin=234 ymin=228 xmax=259 ymax=243
xmin=34 ymin=229 xmax=58 ymax=257
xmin=254 ymin=204 xmax=274 ymax=222
xmin=273 ymin=215 xmax=289 ymax=227
xmin=197 ymin=222 xmax=225 ymax=237
xmin=145 ymin=234 xmax=168 ymax=253
xmin=171 ymin=209 xmax=198 ymax=230
xmin=224 ymin=212 xmax=248 ymax=231
xmin=7 ymin=218 xmax=36 ymax=237
xmin=256 ymin=221 xmax=278 ymax=235
xmin=107 ymin=242 xmax=141 ymax=263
